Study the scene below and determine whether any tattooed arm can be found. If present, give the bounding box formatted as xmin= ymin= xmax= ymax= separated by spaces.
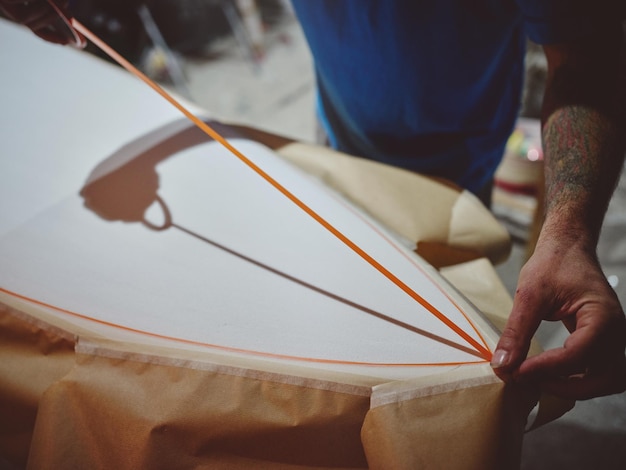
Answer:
xmin=491 ymin=24 xmax=626 ymax=400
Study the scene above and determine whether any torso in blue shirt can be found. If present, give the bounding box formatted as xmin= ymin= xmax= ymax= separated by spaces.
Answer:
xmin=291 ymin=1 xmax=527 ymax=193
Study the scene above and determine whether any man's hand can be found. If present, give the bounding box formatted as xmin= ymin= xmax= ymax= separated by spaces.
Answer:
xmin=0 ymin=0 xmax=71 ymax=44
xmin=492 ymin=231 xmax=626 ymax=400
xmin=492 ymin=21 xmax=626 ymax=400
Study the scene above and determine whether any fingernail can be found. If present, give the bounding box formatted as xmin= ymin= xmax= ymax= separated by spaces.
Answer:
xmin=490 ymin=349 xmax=509 ymax=369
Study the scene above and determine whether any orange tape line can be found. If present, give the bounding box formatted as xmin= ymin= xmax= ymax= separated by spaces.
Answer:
xmin=0 ymin=287 xmax=486 ymax=367
xmin=70 ymin=19 xmax=491 ymax=361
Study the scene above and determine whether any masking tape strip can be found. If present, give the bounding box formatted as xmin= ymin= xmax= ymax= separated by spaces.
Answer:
xmin=0 ymin=286 xmax=487 ymax=368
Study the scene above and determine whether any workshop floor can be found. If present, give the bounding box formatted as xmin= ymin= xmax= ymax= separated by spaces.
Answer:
xmin=170 ymin=12 xmax=626 ymax=469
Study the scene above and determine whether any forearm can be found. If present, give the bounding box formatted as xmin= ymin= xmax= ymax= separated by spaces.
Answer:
xmin=540 ymin=26 xmax=626 ymax=249
xmin=541 ymin=107 xmax=625 ymax=248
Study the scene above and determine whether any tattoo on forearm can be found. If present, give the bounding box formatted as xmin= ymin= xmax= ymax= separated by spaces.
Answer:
xmin=540 ymin=24 xmax=626 ymax=242
xmin=542 ymin=106 xmax=624 ymax=239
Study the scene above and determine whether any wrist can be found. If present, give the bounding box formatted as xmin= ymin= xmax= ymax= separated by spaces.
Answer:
xmin=535 ymin=214 xmax=598 ymax=257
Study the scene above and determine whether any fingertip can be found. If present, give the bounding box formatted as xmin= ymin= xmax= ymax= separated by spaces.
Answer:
xmin=491 ymin=348 xmax=518 ymax=383
xmin=490 ymin=348 xmax=509 ymax=369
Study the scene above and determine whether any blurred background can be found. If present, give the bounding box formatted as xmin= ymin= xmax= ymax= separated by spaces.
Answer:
xmin=4 ymin=1 xmax=625 ymax=467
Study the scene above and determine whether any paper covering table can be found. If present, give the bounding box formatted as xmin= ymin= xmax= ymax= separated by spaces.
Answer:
xmin=0 ymin=18 xmax=569 ymax=470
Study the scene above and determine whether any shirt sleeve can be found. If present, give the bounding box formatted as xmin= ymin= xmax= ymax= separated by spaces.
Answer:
xmin=517 ymin=0 xmax=624 ymax=44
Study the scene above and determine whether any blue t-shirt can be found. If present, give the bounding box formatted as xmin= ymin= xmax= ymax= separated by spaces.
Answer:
xmin=291 ymin=0 xmax=616 ymax=193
